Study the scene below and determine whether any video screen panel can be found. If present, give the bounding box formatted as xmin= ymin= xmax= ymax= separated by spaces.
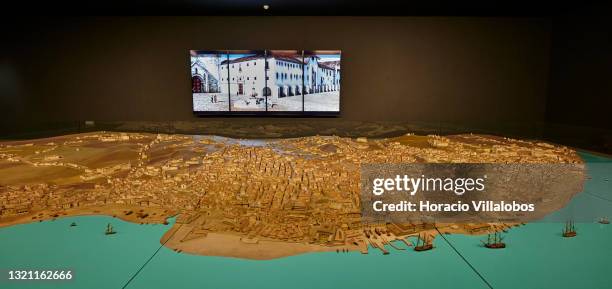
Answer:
xmin=191 ymin=50 xmax=229 ymax=112
xmin=227 ymin=50 xmax=267 ymax=112
xmin=268 ymin=50 xmax=303 ymax=112
xmin=304 ymin=50 xmax=341 ymax=112
xmin=191 ymin=49 xmax=340 ymax=115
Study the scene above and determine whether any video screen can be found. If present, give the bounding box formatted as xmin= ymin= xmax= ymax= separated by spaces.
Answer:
xmin=191 ymin=50 xmax=341 ymax=115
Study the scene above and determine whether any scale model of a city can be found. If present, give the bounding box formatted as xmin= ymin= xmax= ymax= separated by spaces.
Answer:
xmin=0 ymin=132 xmax=583 ymax=259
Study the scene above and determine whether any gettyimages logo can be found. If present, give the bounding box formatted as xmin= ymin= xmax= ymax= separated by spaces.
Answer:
xmin=371 ymin=174 xmax=487 ymax=196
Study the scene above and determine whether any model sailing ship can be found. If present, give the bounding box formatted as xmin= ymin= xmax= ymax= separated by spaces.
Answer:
xmin=562 ymin=220 xmax=577 ymax=238
xmin=598 ymin=217 xmax=609 ymax=224
xmin=482 ymin=232 xmax=506 ymax=249
xmin=105 ymin=223 xmax=116 ymax=235
xmin=413 ymin=233 xmax=433 ymax=252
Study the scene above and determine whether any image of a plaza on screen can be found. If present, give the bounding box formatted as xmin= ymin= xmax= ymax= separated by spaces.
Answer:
xmin=190 ymin=51 xmax=230 ymax=111
xmin=191 ymin=50 xmax=340 ymax=113
xmin=304 ymin=51 xmax=341 ymax=112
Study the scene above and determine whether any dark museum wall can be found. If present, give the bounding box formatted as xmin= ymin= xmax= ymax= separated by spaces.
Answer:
xmin=546 ymin=13 xmax=612 ymax=130
xmin=1 ymin=16 xmax=551 ymax=135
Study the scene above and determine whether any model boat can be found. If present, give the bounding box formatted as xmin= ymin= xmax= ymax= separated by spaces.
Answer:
xmin=562 ymin=220 xmax=577 ymax=237
xmin=105 ymin=223 xmax=116 ymax=235
xmin=482 ymin=232 xmax=505 ymax=249
xmin=599 ymin=217 xmax=610 ymax=224
xmin=70 ymin=222 xmax=77 ymax=227
xmin=413 ymin=233 xmax=433 ymax=252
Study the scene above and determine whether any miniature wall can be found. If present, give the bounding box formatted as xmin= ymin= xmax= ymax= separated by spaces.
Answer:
xmin=1 ymin=16 xmax=551 ymax=135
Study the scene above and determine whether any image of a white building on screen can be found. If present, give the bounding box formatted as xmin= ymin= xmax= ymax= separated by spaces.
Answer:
xmin=194 ymin=50 xmax=341 ymax=112
xmin=221 ymin=53 xmax=268 ymax=111
xmin=268 ymin=51 xmax=304 ymax=111
xmin=304 ymin=52 xmax=341 ymax=112
xmin=221 ymin=51 xmax=305 ymax=111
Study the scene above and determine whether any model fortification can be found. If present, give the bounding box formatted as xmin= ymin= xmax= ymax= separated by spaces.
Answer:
xmin=0 ymin=132 xmax=583 ymax=259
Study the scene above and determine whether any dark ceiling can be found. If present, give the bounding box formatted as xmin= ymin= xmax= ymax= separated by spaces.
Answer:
xmin=2 ymin=0 xmax=609 ymax=16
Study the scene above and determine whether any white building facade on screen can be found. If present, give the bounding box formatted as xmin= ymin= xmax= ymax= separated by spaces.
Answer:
xmin=304 ymin=55 xmax=341 ymax=94
xmin=209 ymin=53 xmax=340 ymax=100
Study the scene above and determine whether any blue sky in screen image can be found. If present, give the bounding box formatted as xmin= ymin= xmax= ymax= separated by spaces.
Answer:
xmin=229 ymin=54 xmax=257 ymax=60
xmin=318 ymin=54 xmax=341 ymax=61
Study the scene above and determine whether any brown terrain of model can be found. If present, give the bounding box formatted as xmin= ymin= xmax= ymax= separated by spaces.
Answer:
xmin=0 ymin=132 xmax=583 ymax=259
